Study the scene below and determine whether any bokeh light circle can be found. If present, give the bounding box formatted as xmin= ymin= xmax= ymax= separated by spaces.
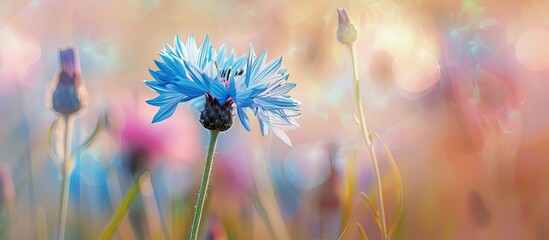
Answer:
xmin=374 ymin=25 xmax=415 ymax=55
xmin=284 ymin=144 xmax=331 ymax=190
xmin=515 ymin=28 xmax=549 ymax=71
xmin=392 ymin=48 xmax=441 ymax=95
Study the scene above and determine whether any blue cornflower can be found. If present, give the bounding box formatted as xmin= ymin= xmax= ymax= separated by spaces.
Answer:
xmin=145 ymin=35 xmax=300 ymax=145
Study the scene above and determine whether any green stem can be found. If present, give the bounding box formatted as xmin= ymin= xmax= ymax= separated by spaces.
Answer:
xmin=99 ymin=170 xmax=147 ymax=240
xmin=190 ymin=130 xmax=220 ymax=240
xmin=57 ymin=115 xmax=73 ymax=240
xmin=348 ymin=45 xmax=372 ymax=146
xmin=346 ymin=44 xmax=388 ymax=240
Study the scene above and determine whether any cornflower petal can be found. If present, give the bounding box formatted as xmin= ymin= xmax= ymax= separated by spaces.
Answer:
xmin=145 ymin=35 xmax=300 ymax=145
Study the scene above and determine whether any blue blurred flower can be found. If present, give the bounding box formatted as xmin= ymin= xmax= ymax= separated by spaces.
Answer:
xmin=145 ymin=35 xmax=300 ymax=145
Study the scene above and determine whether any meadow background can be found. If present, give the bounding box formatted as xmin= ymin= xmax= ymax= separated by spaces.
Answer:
xmin=1 ymin=0 xmax=549 ymax=239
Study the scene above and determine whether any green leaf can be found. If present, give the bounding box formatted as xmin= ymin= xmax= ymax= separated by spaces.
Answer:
xmin=46 ymin=118 xmax=62 ymax=164
xmin=78 ymin=114 xmax=106 ymax=152
xmin=356 ymin=223 xmax=368 ymax=240
xmin=384 ymin=143 xmax=404 ymax=238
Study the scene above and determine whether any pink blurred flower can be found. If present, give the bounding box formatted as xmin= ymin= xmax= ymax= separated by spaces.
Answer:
xmin=106 ymin=91 xmax=202 ymax=170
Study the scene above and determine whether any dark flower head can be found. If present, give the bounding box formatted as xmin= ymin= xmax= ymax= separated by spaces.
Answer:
xmin=51 ymin=48 xmax=85 ymax=115
xmin=199 ymin=93 xmax=234 ymax=131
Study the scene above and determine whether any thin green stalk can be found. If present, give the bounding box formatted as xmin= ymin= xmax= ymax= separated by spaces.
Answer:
xmin=348 ymin=44 xmax=372 ymax=146
xmin=190 ymin=130 xmax=220 ymax=240
xmin=346 ymin=44 xmax=388 ymax=240
xmin=57 ymin=115 xmax=73 ymax=240
xmin=99 ymin=170 xmax=148 ymax=240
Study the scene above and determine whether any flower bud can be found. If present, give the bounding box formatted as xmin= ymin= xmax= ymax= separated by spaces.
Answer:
xmin=51 ymin=48 xmax=85 ymax=115
xmin=337 ymin=8 xmax=358 ymax=45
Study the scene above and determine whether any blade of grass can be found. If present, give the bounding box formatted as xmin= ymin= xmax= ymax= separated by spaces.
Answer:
xmin=250 ymin=192 xmax=275 ymax=237
xmin=359 ymin=192 xmax=379 ymax=220
xmin=360 ymin=192 xmax=382 ymax=232
xmin=383 ymin=143 xmax=403 ymax=238
xmin=77 ymin=115 xmax=105 ymax=152
xmin=356 ymin=223 xmax=368 ymax=240
xmin=367 ymin=135 xmax=388 ymax=239
xmin=99 ymin=170 xmax=149 ymax=240
xmin=46 ymin=118 xmax=62 ymax=164
xmin=393 ymin=211 xmax=407 ymax=240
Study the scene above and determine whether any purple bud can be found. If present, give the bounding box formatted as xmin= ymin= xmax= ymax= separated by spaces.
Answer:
xmin=59 ymin=48 xmax=79 ymax=77
xmin=337 ymin=8 xmax=350 ymax=25
xmin=337 ymin=8 xmax=357 ymax=45
xmin=52 ymin=47 xmax=84 ymax=115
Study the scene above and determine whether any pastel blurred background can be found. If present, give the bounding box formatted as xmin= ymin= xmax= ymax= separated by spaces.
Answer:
xmin=1 ymin=0 xmax=549 ymax=239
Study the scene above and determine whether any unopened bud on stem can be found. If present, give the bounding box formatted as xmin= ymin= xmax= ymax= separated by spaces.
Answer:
xmin=51 ymin=48 xmax=85 ymax=115
xmin=337 ymin=8 xmax=357 ymax=45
